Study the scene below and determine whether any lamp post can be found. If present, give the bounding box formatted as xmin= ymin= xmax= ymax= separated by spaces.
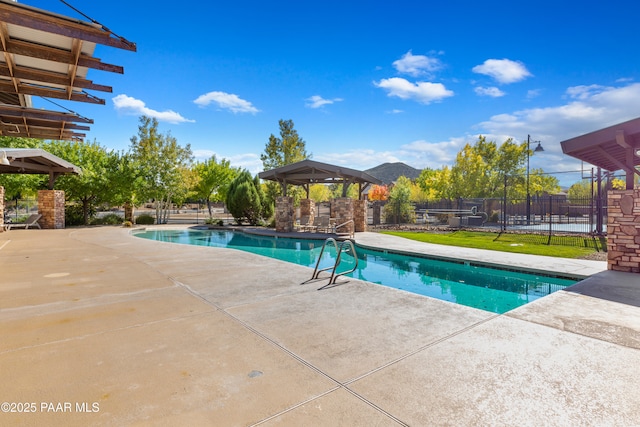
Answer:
xmin=526 ymin=134 xmax=544 ymax=225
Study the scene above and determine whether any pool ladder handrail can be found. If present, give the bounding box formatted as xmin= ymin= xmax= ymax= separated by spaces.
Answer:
xmin=309 ymin=238 xmax=358 ymax=289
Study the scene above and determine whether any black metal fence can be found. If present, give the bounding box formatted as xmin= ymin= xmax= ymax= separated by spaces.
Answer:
xmin=372 ymin=194 xmax=608 ymax=237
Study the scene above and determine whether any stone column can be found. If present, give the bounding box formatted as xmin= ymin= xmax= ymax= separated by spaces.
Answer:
xmin=37 ymin=190 xmax=65 ymax=229
xmin=354 ymin=199 xmax=367 ymax=232
xmin=0 ymin=186 xmax=4 ymax=231
xmin=607 ymin=189 xmax=640 ymax=273
xmin=300 ymin=199 xmax=316 ymax=219
xmin=275 ymin=196 xmax=294 ymax=232
xmin=333 ymin=197 xmax=354 ymax=236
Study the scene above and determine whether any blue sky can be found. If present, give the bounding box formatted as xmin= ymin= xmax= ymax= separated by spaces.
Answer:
xmin=24 ymin=0 xmax=640 ymax=185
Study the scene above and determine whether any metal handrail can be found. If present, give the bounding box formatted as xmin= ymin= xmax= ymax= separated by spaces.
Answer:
xmin=305 ymin=237 xmax=359 ymax=290
xmin=334 ymin=219 xmax=354 ymax=238
xmin=309 ymin=237 xmax=340 ymax=280
xmin=319 ymin=239 xmax=358 ymax=290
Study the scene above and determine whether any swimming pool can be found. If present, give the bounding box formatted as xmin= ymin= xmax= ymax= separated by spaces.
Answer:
xmin=133 ymin=229 xmax=578 ymax=314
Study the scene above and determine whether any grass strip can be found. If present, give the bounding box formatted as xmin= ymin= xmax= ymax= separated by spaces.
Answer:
xmin=380 ymin=230 xmax=598 ymax=259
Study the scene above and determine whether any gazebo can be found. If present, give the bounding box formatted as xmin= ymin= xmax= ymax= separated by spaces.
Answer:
xmin=259 ymin=159 xmax=382 ymax=234
xmin=560 ymin=117 xmax=640 ymax=273
xmin=0 ymin=148 xmax=81 ymax=229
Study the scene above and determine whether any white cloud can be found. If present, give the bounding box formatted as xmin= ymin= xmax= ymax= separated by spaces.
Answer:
xmin=472 ymin=59 xmax=532 ymax=84
xmin=112 ymin=94 xmax=194 ymax=124
xmin=317 ymin=150 xmax=401 ymax=169
xmin=393 ymin=51 xmax=442 ymax=77
xmin=193 ymin=91 xmax=259 ymax=114
xmin=399 ymin=138 xmax=465 ymax=168
xmin=475 ymin=86 xmax=505 ymax=97
xmin=375 ymin=77 xmax=454 ymax=104
xmin=526 ymin=89 xmax=541 ymax=99
xmin=564 ymin=84 xmax=608 ymax=100
xmin=476 ymin=82 xmax=640 ymax=176
xmin=305 ymin=95 xmax=343 ymax=109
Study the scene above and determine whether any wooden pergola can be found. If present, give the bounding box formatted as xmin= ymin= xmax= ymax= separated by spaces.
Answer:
xmin=258 ymin=159 xmax=383 ymax=199
xmin=561 ymin=117 xmax=640 ymax=189
xmin=0 ymin=0 xmax=136 ymax=141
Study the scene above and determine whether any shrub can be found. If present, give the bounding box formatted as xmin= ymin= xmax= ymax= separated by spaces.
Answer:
xmin=65 ymin=204 xmax=85 ymax=226
xmin=91 ymin=213 xmax=124 ymax=225
xmin=226 ymin=171 xmax=271 ymax=225
xmin=135 ymin=214 xmax=155 ymax=225
xmin=122 ymin=220 xmax=133 ymax=228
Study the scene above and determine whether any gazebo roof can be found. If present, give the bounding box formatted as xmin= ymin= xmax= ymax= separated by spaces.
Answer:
xmin=259 ymin=159 xmax=383 ymax=198
xmin=1 ymin=147 xmax=80 ymax=188
xmin=560 ymin=117 xmax=640 ymax=188
xmin=259 ymin=159 xmax=382 ymax=186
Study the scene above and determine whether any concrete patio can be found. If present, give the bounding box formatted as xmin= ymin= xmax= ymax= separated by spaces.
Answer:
xmin=1 ymin=226 xmax=639 ymax=426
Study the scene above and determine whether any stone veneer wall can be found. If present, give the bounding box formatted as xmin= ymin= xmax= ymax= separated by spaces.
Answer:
xmin=0 ymin=186 xmax=4 ymax=231
xmin=275 ymin=196 xmax=294 ymax=232
xmin=300 ymin=199 xmax=316 ymax=219
xmin=354 ymin=199 xmax=367 ymax=232
xmin=38 ymin=190 xmax=65 ymax=229
xmin=333 ymin=197 xmax=354 ymax=235
xmin=607 ymin=189 xmax=640 ymax=273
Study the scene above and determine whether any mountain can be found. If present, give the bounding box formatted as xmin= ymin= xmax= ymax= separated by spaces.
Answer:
xmin=365 ymin=162 xmax=422 ymax=184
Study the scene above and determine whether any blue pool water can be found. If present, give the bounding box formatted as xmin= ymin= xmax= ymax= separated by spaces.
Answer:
xmin=133 ymin=229 xmax=578 ymax=314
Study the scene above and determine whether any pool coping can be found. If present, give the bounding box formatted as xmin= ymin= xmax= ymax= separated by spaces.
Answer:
xmin=178 ymin=225 xmax=607 ymax=280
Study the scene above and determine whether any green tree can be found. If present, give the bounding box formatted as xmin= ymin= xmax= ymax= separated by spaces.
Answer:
xmin=384 ymin=176 xmax=414 ymax=224
xmin=44 ymin=139 xmax=114 ymax=225
xmin=309 ymin=183 xmax=332 ymax=203
xmin=0 ymin=136 xmax=46 ymax=200
xmin=192 ymin=155 xmax=239 ymax=217
xmin=129 ymin=116 xmax=193 ymax=224
xmin=226 ymin=170 xmax=271 ymax=225
xmin=260 ymin=119 xmax=309 ymax=205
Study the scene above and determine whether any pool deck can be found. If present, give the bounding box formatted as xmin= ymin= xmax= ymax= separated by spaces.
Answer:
xmin=1 ymin=226 xmax=639 ymax=426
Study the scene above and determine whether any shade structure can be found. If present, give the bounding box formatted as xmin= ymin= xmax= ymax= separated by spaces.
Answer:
xmin=0 ymin=147 xmax=80 ymax=188
xmin=259 ymin=159 xmax=383 ymax=199
xmin=0 ymin=0 xmax=136 ymax=141
xmin=560 ymin=117 xmax=640 ymax=189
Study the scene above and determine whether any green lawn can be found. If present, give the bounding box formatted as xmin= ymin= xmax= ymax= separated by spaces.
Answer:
xmin=379 ymin=230 xmax=601 ymax=259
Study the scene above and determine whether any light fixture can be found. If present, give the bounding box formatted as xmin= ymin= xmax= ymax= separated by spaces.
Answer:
xmin=0 ymin=150 xmax=10 ymax=166
xmin=635 ymin=148 xmax=640 ymax=157
xmin=534 ymin=142 xmax=544 ymax=152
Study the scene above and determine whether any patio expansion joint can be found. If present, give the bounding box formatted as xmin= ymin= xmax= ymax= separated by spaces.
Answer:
xmin=170 ymin=277 xmax=410 ymax=426
xmin=343 ymin=312 xmax=502 ymax=387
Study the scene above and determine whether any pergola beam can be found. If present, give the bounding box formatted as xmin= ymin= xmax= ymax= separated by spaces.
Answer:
xmin=3 ymin=38 xmax=124 ymax=73
xmin=0 ymin=64 xmax=113 ymax=92
xmin=0 ymin=1 xmax=136 ymax=51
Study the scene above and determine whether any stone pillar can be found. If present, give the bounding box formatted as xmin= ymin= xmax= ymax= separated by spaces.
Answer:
xmin=38 ymin=190 xmax=65 ymax=229
xmin=333 ymin=197 xmax=354 ymax=236
xmin=275 ymin=196 xmax=294 ymax=232
xmin=0 ymin=186 xmax=4 ymax=231
xmin=300 ymin=199 xmax=316 ymax=219
xmin=607 ymin=189 xmax=640 ymax=273
xmin=354 ymin=199 xmax=367 ymax=232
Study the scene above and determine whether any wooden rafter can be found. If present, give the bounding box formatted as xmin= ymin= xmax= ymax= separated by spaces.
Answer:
xmin=3 ymin=38 xmax=124 ymax=73
xmin=0 ymin=64 xmax=113 ymax=93
xmin=0 ymin=0 xmax=135 ymax=142
xmin=0 ymin=1 xmax=136 ymax=51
